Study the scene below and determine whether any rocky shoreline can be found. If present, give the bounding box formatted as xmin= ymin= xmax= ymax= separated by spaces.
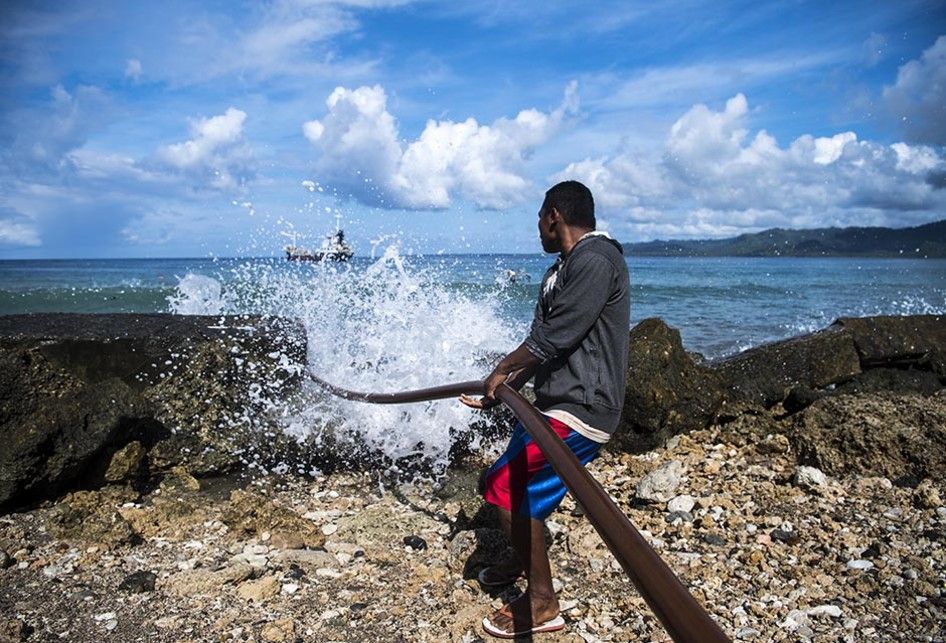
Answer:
xmin=1 ymin=313 xmax=944 ymax=641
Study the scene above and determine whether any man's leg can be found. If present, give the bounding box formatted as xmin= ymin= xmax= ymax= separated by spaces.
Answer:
xmin=486 ymin=507 xmax=560 ymax=632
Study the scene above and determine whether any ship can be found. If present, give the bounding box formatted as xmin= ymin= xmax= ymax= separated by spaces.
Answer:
xmin=284 ymin=214 xmax=354 ymax=262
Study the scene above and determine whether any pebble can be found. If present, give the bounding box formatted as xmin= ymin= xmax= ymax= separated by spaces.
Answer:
xmin=846 ymin=559 xmax=874 ymax=571
xmin=230 ymin=551 xmax=268 ymax=570
xmin=806 ymin=604 xmax=842 ymax=618
xmin=322 ymin=523 xmax=338 ymax=536
xmin=2 ymin=408 xmax=944 ymax=643
xmin=794 ymin=466 xmax=827 ymax=490
xmin=118 ymin=570 xmax=157 ymax=593
xmin=735 ymin=626 xmax=761 ymax=639
xmin=403 ymin=535 xmax=427 ymax=550
xmin=636 ymin=460 xmax=683 ymax=503
xmin=667 ymin=494 xmax=696 ymax=513
xmin=0 ymin=549 xmax=10 ymax=569
xmin=665 ymin=510 xmax=693 ymax=525
xmin=770 ymin=528 xmax=800 ymax=545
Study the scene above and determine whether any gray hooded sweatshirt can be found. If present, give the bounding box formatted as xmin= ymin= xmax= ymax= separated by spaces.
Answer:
xmin=524 ymin=233 xmax=630 ymax=436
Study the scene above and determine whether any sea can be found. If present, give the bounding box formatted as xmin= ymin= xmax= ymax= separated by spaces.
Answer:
xmin=2 ymin=251 xmax=944 ymax=472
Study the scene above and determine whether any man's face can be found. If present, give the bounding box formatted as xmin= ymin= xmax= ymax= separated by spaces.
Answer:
xmin=537 ymin=203 xmax=560 ymax=254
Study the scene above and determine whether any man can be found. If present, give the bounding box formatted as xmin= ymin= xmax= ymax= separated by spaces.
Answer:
xmin=460 ymin=180 xmax=630 ymax=638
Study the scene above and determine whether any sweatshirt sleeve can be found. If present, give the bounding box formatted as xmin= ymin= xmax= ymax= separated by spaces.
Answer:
xmin=524 ymin=251 xmax=613 ymax=363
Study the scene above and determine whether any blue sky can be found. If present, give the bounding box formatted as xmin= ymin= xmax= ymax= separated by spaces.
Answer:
xmin=0 ymin=0 xmax=944 ymax=258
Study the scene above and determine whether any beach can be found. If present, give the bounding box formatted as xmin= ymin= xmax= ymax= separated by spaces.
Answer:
xmin=1 ymin=310 xmax=944 ymax=641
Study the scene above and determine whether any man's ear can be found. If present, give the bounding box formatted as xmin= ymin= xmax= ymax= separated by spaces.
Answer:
xmin=548 ymin=207 xmax=564 ymax=225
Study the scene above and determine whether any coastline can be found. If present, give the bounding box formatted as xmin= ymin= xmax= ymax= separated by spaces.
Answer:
xmin=0 ymin=313 xmax=944 ymax=641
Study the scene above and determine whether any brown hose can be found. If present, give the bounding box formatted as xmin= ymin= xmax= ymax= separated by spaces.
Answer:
xmin=308 ymin=373 xmax=730 ymax=642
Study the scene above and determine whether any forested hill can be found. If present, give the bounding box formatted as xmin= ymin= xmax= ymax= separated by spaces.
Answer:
xmin=624 ymin=219 xmax=946 ymax=258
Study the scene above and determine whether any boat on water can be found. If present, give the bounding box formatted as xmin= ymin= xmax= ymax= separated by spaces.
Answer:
xmin=284 ymin=215 xmax=354 ymax=262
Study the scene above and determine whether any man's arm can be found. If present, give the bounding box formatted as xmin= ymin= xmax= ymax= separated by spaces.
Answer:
xmin=459 ymin=343 xmax=540 ymax=409
xmin=524 ymin=251 xmax=613 ymax=364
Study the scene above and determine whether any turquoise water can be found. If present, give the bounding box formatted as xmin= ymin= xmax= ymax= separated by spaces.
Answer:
xmin=1 ymin=254 xmax=944 ymax=359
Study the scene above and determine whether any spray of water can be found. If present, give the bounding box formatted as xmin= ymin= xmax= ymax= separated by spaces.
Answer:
xmin=168 ymin=244 xmax=523 ymax=475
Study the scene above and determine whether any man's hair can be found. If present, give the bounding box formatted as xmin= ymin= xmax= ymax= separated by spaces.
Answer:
xmin=543 ymin=180 xmax=595 ymax=229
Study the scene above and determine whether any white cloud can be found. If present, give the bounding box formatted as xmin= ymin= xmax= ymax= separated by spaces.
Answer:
xmin=554 ymin=94 xmax=946 ymax=239
xmin=8 ymin=84 xmax=110 ymax=175
xmin=0 ymin=215 xmax=41 ymax=247
xmin=124 ymin=58 xmax=142 ymax=81
xmin=156 ymin=107 xmax=254 ymax=190
xmin=303 ymin=82 xmax=579 ymax=209
xmin=883 ymin=36 xmax=946 ymax=145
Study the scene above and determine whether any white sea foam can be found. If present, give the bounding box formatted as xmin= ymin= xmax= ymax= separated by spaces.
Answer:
xmin=166 ymin=273 xmax=227 ymax=315
xmin=169 ymin=245 xmax=522 ymax=474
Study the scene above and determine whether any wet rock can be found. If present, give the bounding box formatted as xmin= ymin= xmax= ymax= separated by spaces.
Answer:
xmin=118 ymin=570 xmax=156 ymax=593
xmin=714 ymin=325 xmax=861 ymax=408
xmin=790 ymin=392 xmax=946 ymax=479
xmin=636 ymin=460 xmax=683 ymax=503
xmin=403 ymin=535 xmax=427 ymax=550
xmin=834 ymin=368 xmax=944 ymax=397
xmin=104 ymin=441 xmax=146 ymax=482
xmin=613 ymin=318 xmax=725 ymax=452
xmin=833 ymin=315 xmax=946 ymax=369
xmin=158 ymin=466 xmax=201 ymax=494
xmin=0 ymin=352 xmax=148 ymax=512
xmin=0 ymin=313 xmax=307 ymax=511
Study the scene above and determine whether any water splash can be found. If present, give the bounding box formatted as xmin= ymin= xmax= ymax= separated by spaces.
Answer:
xmin=169 ymin=245 xmax=522 ymax=475
xmin=166 ymin=273 xmax=226 ymax=315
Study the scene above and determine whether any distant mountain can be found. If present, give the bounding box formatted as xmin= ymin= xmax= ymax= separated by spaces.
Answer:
xmin=623 ymin=220 xmax=946 ymax=258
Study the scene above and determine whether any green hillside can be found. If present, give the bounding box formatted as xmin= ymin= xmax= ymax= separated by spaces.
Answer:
xmin=624 ymin=220 xmax=946 ymax=258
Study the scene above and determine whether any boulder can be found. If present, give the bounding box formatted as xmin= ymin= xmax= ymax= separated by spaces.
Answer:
xmin=613 ymin=318 xmax=725 ymax=452
xmin=833 ymin=315 xmax=946 ymax=369
xmin=713 ymin=326 xmax=861 ymax=409
xmin=789 ymin=390 xmax=946 ymax=480
xmin=0 ymin=313 xmax=306 ymax=512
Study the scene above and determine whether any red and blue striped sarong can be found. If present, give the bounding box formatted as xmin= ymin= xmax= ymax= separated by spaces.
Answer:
xmin=482 ymin=415 xmax=602 ymax=520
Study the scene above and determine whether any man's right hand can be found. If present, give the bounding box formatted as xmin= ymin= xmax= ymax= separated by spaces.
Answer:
xmin=458 ymin=393 xmax=500 ymax=410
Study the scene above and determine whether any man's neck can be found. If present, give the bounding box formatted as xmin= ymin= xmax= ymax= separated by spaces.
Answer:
xmin=559 ymin=227 xmax=595 ymax=256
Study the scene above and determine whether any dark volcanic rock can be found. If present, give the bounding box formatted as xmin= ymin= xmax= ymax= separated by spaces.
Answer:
xmin=713 ymin=326 xmax=861 ymax=409
xmin=834 ymin=368 xmax=944 ymax=397
xmin=0 ymin=314 xmax=306 ymax=512
xmin=833 ymin=315 xmax=946 ymax=369
xmin=0 ymin=348 xmax=150 ymax=510
xmin=612 ymin=318 xmax=724 ymax=453
xmin=790 ymin=391 xmax=946 ymax=479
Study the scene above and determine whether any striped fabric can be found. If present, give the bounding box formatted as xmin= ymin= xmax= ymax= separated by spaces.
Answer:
xmin=482 ymin=416 xmax=602 ymax=520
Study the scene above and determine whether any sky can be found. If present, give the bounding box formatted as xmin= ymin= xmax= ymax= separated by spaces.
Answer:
xmin=0 ymin=0 xmax=944 ymax=258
